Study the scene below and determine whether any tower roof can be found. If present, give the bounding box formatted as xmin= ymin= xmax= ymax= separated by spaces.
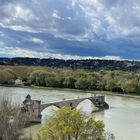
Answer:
xmin=26 ymin=94 xmax=31 ymax=99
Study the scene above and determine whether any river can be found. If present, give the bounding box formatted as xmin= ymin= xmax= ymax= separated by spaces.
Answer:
xmin=0 ymin=86 xmax=140 ymax=140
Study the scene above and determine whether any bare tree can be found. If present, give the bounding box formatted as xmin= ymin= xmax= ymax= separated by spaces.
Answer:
xmin=0 ymin=97 xmax=26 ymax=140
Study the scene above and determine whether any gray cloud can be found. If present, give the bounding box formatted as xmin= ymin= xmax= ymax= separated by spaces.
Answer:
xmin=0 ymin=0 xmax=90 ymax=41
xmin=0 ymin=0 xmax=140 ymax=60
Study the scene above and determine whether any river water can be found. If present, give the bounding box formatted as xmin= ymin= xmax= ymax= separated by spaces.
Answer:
xmin=0 ymin=86 xmax=140 ymax=140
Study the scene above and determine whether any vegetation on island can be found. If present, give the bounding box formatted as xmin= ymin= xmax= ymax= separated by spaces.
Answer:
xmin=38 ymin=107 xmax=115 ymax=140
xmin=0 ymin=65 xmax=140 ymax=95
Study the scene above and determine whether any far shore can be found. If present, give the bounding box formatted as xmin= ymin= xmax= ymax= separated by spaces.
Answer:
xmin=1 ymin=84 xmax=140 ymax=99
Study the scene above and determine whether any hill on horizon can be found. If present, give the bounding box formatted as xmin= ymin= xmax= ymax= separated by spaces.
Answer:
xmin=0 ymin=57 xmax=140 ymax=72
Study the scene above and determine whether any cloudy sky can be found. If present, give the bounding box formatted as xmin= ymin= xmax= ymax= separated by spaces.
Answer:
xmin=0 ymin=0 xmax=140 ymax=60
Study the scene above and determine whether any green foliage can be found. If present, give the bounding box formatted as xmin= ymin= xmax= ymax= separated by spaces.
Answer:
xmin=30 ymin=70 xmax=47 ymax=86
xmin=45 ymin=74 xmax=60 ymax=87
xmin=105 ymin=80 xmax=117 ymax=91
xmin=75 ymin=77 xmax=89 ymax=89
xmin=87 ymin=73 xmax=98 ymax=90
xmin=38 ymin=108 xmax=114 ymax=140
xmin=121 ymin=79 xmax=138 ymax=93
xmin=0 ymin=65 xmax=140 ymax=95
xmin=0 ymin=69 xmax=16 ymax=84
xmin=63 ymin=76 xmax=76 ymax=88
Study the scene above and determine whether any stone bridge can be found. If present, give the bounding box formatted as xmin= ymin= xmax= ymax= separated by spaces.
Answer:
xmin=21 ymin=94 xmax=109 ymax=123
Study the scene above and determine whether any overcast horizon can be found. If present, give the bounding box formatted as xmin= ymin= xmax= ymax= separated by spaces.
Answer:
xmin=0 ymin=0 xmax=140 ymax=60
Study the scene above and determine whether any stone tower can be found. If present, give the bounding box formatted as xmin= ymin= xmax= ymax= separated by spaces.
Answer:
xmin=21 ymin=94 xmax=41 ymax=123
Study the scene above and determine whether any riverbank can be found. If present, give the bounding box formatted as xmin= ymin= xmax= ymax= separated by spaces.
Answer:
xmin=1 ymin=84 xmax=140 ymax=99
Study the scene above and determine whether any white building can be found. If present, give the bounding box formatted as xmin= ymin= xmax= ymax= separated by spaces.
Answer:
xmin=15 ymin=79 xmax=23 ymax=85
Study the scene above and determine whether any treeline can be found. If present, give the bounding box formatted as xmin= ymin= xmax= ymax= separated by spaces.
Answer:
xmin=0 ymin=66 xmax=140 ymax=95
xmin=0 ymin=57 xmax=140 ymax=71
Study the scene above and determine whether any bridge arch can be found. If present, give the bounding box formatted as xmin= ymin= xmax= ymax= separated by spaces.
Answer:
xmin=74 ymin=97 xmax=104 ymax=109
xmin=71 ymin=98 xmax=96 ymax=108
xmin=76 ymin=98 xmax=92 ymax=107
xmin=76 ymin=98 xmax=96 ymax=107
xmin=41 ymin=105 xmax=59 ymax=124
xmin=76 ymin=99 xmax=96 ymax=114
xmin=41 ymin=104 xmax=60 ymax=112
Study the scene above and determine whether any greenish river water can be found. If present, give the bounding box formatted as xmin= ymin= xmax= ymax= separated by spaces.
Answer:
xmin=0 ymin=86 xmax=140 ymax=140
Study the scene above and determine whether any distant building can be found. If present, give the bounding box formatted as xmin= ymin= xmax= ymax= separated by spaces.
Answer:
xmin=15 ymin=79 xmax=23 ymax=85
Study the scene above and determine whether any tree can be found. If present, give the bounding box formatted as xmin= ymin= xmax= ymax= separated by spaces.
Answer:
xmin=4 ymin=68 xmax=17 ymax=79
xmin=105 ymin=80 xmax=117 ymax=92
xmin=30 ymin=70 xmax=47 ymax=86
xmin=45 ymin=76 xmax=59 ymax=87
xmin=38 ymin=108 xmax=115 ymax=140
xmin=63 ymin=76 xmax=76 ymax=88
xmin=87 ymin=73 xmax=99 ymax=90
xmin=121 ymin=79 xmax=138 ymax=93
xmin=14 ymin=66 xmax=30 ymax=80
xmin=0 ymin=70 xmax=16 ymax=84
xmin=0 ymin=97 xmax=26 ymax=140
xmin=75 ymin=77 xmax=89 ymax=89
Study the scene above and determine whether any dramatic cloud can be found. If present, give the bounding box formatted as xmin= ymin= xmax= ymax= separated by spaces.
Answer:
xmin=0 ymin=0 xmax=140 ymax=60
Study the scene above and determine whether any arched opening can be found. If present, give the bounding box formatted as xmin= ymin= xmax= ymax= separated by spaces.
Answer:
xmin=76 ymin=99 xmax=98 ymax=115
xmin=41 ymin=105 xmax=59 ymax=124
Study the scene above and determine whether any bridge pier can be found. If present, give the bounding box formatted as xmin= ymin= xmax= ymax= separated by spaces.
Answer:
xmin=21 ymin=94 xmax=109 ymax=124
